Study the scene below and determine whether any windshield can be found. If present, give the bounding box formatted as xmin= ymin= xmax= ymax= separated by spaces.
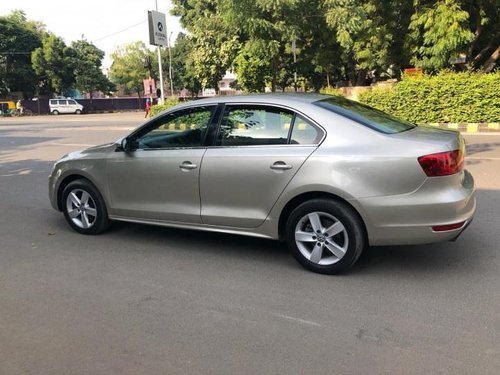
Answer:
xmin=314 ymin=96 xmax=416 ymax=134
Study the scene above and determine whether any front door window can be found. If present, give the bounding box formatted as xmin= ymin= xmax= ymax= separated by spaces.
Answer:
xmin=135 ymin=106 xmax=215 ymax=149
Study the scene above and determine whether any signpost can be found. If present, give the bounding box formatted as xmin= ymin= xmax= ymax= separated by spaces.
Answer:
xmin=148 ymin=4 xmax=166 ymax=104
xmin=148 ymin=10 xmax=168 ymax=47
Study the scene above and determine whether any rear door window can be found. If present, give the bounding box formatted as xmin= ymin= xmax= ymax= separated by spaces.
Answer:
xmin=217 ymin=106 xmax=293 ymax=146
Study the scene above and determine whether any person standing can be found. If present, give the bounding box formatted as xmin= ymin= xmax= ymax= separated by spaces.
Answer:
xmin=145 ymin=98 xmax=151 ymax=118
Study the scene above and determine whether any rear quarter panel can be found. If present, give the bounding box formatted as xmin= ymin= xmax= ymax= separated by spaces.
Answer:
xmin=264 ymin=108 xmax=460 ymax=236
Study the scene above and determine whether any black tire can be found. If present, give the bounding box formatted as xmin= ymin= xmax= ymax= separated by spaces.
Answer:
xmin=61 ymin=179 xmax=110 ymax=235
xmin=285 ymin=198 xmax=366 ymax=274
xmin=52 ymin=110 xmax=59 ymax=115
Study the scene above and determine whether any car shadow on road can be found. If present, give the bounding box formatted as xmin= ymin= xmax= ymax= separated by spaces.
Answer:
xmin=0 ymin=135 xmax=62 ymax=153
xmin=352 ymin=188 xmax=496 ymax=276
xmin=466 ymin=142 xmax=500 ymax=156
xmin=110 ymin=220 xmax=291 ymax=263
xmin=65 ymin=187 xmax=495 ymax=277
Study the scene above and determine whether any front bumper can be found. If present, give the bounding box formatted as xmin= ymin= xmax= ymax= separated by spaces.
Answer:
xmin=48 ymin=172 xmax=60 ymax=211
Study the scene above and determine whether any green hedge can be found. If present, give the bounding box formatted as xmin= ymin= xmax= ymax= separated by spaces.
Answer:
xmin=319 ymin=86 xmax=343 ymax=96
xmin=148 ymin=97 xmax=180 ymax=118
xmin=358 ymin=71 xmax=500 ymax=123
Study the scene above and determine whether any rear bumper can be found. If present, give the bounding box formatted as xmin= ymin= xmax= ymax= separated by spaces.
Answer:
xmin=449 ymin=216 xmax=473 ymax=242
xmin=360 ymin=170 xmax=476 ymax=246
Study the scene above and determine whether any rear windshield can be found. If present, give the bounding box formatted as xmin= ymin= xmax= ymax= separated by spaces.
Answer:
xmin=314 ymin=96 xmax=416 ymax=134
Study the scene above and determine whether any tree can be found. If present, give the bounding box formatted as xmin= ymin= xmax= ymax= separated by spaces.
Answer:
xmin=324 ymin=0 xmax=411 ymax=85
xmin=289 ymin=1 xmax=344 ymax=90
xmin=71 ymin=40 xmax=115 ymax=108
xmin=166 ymin=33 xmax=202 ymax=96
xmin=170 ymin=0 xmax=498 ymax=90
xmin=221 ymin=0 xmax=302 ymax=92
xmin=0 ymin=10 xmax=42 ymax=98
xmin=234 ymin=45 xmax=270 ymax=92
xmin=408 ymin=0 xmax=475 ymax=71
xmin=32 ymin=34 xmax=76 ymax=96
xmin=171 ymin=0 xmax=240 ymax=93
xmin=109 ymin=42 xmax=151 ymax=99
xmin=408 ymin=0 xmax=499 ymax=71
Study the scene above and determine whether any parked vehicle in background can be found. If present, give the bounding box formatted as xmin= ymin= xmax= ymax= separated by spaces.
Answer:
xmin=48 ymin=94 xmax=476 ymax=274
xmin=49 ymin=99 xmax=84 ymax=115
xmin=0 ymin=101 xmax=16 ymax=115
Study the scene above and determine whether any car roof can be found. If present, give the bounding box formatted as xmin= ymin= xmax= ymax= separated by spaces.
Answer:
xmin=173 ymin=93 xmax=332 ymax=109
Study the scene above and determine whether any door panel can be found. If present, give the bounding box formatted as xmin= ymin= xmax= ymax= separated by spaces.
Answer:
xmin=200 ymin=146 xmax=316 ymax=228
xmin=107 ymin=149 xmax=205 ymax=223
xmin=106 ymin=105 xmax=217 ymax=223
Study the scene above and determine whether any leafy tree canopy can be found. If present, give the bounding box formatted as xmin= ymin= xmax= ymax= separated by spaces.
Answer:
xmin=109 ymin=41 xmax=151 ymax=97
xmin=0 ymin=10 xmax=43 ymax=97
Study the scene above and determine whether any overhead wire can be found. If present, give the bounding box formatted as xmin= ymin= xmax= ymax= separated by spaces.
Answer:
xmin=92 ymin=19 xmax=147 ymax=43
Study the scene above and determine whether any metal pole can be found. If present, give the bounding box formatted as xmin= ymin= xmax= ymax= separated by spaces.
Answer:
xmin=292 ymin=39 xmax=297 ymax=92
xmin=156 ymin=0 xmax=165 ymax=104
xmin=168 ymin=32 xmax=174 ymax=96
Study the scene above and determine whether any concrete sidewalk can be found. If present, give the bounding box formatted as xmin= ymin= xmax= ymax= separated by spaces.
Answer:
xmin=426 ymin=122 xmax=499 ymax=133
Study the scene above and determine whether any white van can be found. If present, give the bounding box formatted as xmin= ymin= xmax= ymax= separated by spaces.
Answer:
xmin=49 ymin=99 xmax=84 ymax=115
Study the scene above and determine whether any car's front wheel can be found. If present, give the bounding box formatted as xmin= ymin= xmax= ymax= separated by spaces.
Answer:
xmin=61 ymin=179 xmax=110 ymax=235
xmin=286 ymin=199 xmax=365 ymax=274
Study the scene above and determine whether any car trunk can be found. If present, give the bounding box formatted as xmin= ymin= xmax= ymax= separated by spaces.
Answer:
xmin=390 ymin=125 xmax=464 ymax=154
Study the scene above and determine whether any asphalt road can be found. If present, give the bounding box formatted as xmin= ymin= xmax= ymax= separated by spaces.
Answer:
xmin=1 ymin=114 xmax=499 ymax=375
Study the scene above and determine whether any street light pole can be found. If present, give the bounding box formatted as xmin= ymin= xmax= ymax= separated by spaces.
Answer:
xmin=168 ymin=31 xmax=174 ymax=97
xmin=292 ymin=39 xmax=297 ymax=92
xmin=155 ymin=0 xmax=165 ymax=104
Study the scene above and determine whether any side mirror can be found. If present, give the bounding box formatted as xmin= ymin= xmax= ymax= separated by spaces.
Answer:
xmin=118 ymin=137 xmax=138 ymax=152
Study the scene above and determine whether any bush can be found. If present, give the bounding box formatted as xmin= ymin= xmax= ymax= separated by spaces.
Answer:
xmin=148 ymin=97 xmax=181 ymax=118
xmin=319 ymin=86 xmax=343 ymax=96
xmin=358 ymin=71 xmax=500 ymax=123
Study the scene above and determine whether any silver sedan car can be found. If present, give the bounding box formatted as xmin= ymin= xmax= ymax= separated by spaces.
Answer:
xmin=49 ymin=94 xmax=475 ymax=274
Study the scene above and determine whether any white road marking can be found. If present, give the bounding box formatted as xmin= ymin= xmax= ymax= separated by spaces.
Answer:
xmin=466 ymin=157 xmax=500 ymax=160
xmin=269 ymin=312 xmax=322 ymax=327
xmin=51 ymin=143 xmax=95 ymax=147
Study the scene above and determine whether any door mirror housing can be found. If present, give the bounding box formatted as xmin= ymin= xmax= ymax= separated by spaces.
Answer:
xmin=118 ymin=137 xmax=138 ymax=152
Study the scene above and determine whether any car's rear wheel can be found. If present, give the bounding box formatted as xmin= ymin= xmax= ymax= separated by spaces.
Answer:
xmin=62 ymin=179 xmax=110 ymax=235
xmin=52 ymin=110 xmax=59 ymax=115
xmin=286 ymin=199 xmax=365 ymax=274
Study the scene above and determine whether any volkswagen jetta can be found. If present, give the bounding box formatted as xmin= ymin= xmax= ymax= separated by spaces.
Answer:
xmin=49 ymin=94 xmax=476 ymax=274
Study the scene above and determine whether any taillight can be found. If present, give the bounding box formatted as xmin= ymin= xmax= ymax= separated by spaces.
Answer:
xmin=418 ymin=150 xmax=464 ymax=177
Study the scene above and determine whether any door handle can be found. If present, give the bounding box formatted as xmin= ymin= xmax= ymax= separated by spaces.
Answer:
xmin=179 ymin=161 xmax=197 ymax=170
xmin=270 ymin=161 xmax=293 ymax=171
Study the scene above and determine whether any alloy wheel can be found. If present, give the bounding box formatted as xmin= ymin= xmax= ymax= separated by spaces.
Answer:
xmin=294 ymin=212 xmax=349 ymax=265
xmin=65 ymin=188 xmax=97 ymax=229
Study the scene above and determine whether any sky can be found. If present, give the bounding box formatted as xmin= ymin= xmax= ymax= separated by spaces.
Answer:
xmin=2 ymin=0 xmax=183 ymax=68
